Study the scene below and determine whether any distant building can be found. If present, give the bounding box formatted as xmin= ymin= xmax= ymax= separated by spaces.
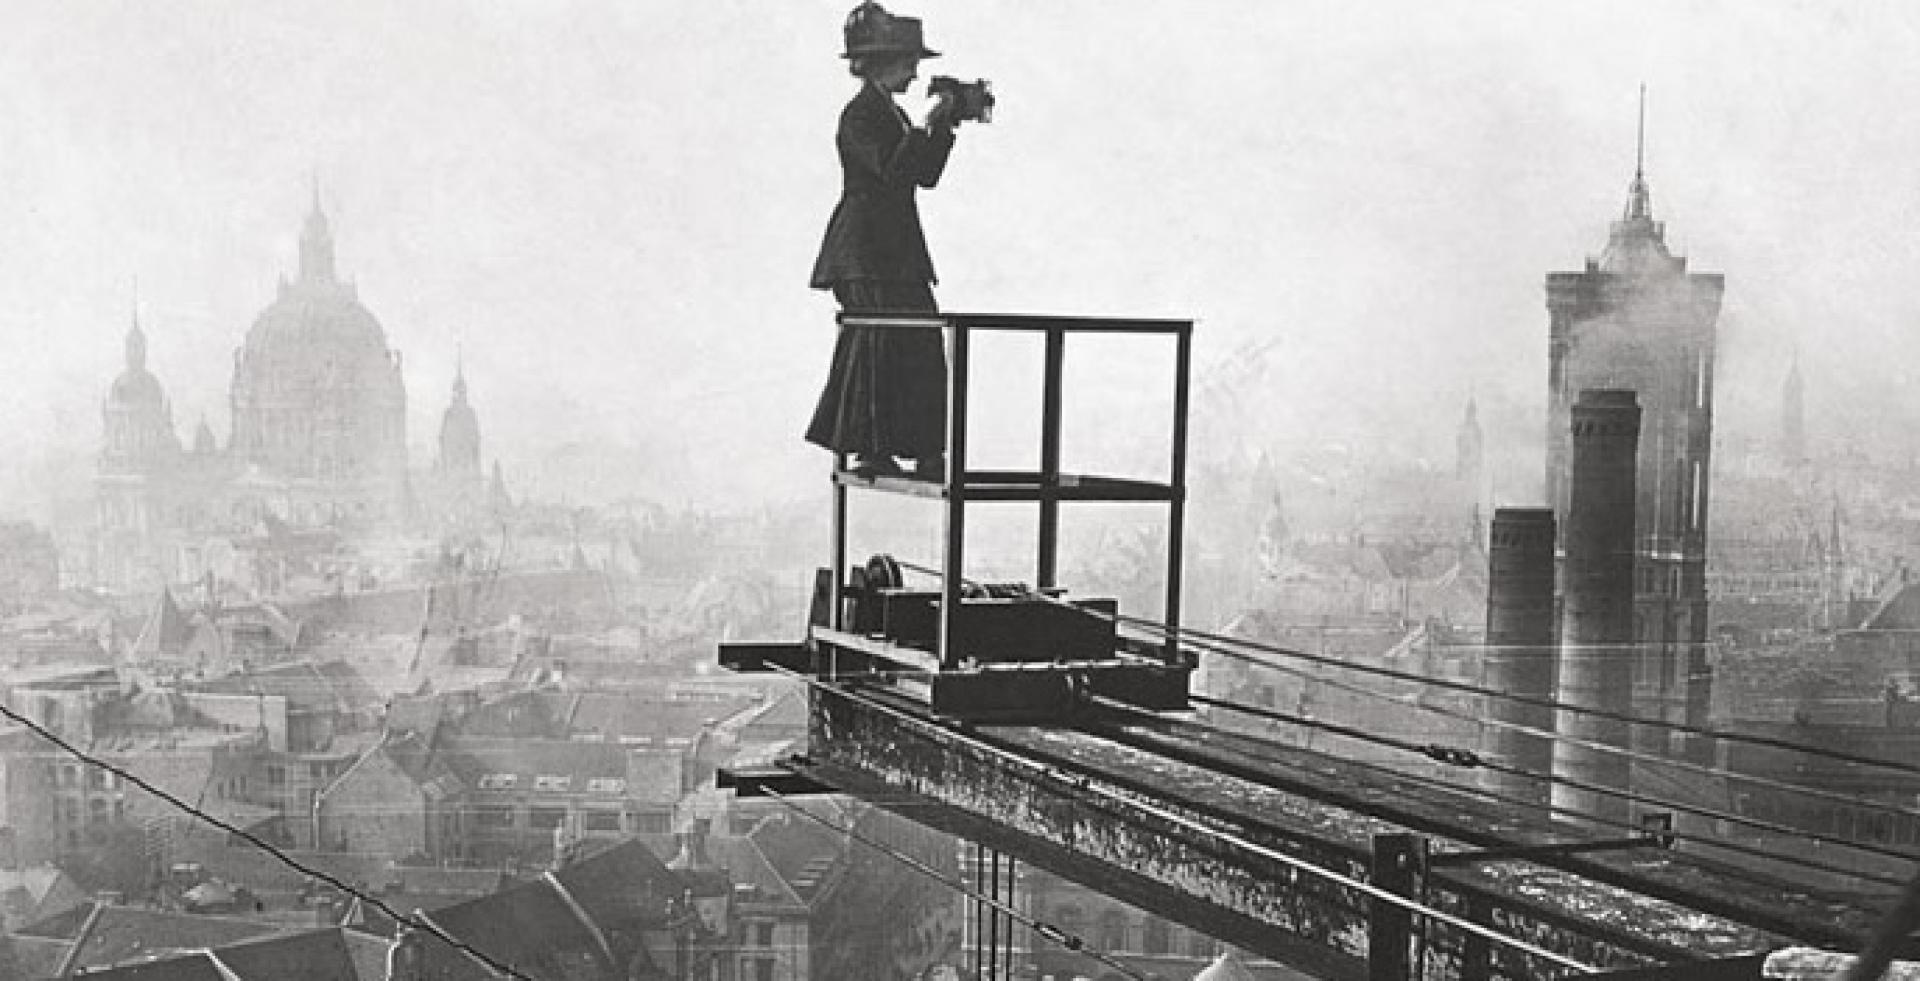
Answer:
xmin=0 ymin=524 xmax=60 ymax=609
xmin=1545 ymin=140 xmax=1724 ymax=745
xmin=92 ymin=189 xmax=489 ymax=595
xmin=1781 ymin=359 xmax=1807 ymax=465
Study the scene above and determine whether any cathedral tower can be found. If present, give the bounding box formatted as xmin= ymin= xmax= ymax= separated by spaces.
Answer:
xmin=1544 ymin=99 xmax=1723 ymax=750
xmin=101 ymin=311 xmax=180 ymax=472
xmin=97 ymin=307 xmax=183 ymax=591
xmin=437 ymin=360 xmax=482 ymax=478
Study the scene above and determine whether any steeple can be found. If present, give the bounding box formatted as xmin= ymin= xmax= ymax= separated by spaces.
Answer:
xmin=1455 ymin=394 xmax=1484 ymax=482
xmin=299 ymin=178 xmax=337 ymax=284
xmin=1624 ymin=84 xmax=1652 ymax=221
xmin=437 ymin=352 xmax=482 ymax=477
xmin=1599 ymin=85 xmax=1673 ymax=273
xmin=125 ymin=306 xmax=147 ymax=372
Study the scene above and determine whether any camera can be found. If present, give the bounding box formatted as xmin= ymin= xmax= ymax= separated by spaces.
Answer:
xmin=929 ymin=76 xmax=995 ymax=124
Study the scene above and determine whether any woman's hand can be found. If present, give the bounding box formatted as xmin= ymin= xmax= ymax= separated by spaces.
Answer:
xmin=924 ymin=92 xmax=958 ymax=132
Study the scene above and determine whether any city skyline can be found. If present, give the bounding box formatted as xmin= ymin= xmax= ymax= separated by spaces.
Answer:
xmin=2 ymin=2 xmax=1916 ymax=523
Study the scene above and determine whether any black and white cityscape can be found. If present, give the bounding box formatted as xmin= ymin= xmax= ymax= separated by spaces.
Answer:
xmin=2 ymin=3 xmax=1919 ymax=979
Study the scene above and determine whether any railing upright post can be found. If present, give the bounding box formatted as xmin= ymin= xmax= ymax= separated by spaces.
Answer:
xmin=1038 ymin=326 xmax=1065 ymax=589
xmin=1370 ymin=832 xmax=1425 ymax=981
xmin=1165 ymin=323 xmax=1192 ymax=660
xmin=942 ymin=316 xmax=970 ymax=670
xmin=1461 ymin=893 xmax=1492 ymax=981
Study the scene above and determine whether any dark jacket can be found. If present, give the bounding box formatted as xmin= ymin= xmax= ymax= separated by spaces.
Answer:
xmin=809 ymin=81 xmax=956 ymax=289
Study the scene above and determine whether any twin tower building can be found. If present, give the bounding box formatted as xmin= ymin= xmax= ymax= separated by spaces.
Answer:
xmin=96 ymin=190 xmax=492 ymax=593
xmin=1487 ymin=147 xmax=1725 ymax=817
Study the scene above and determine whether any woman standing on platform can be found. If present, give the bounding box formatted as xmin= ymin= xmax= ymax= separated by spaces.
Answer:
xmin=805 ymin=1 xmax=960 ymax=480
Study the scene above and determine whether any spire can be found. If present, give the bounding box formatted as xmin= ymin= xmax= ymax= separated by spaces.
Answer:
xmin=1624 ymin=84 xmax=1653 ymax=221
xmin=1456 ymin=393 xmax=1484 ymax=482
xmin=299 ymin=180 xmax=337 ymax=283
xmin=1599 ymin=85 xmax=1671 ymax=272
xmin=452 ymin=346 xmax=468 ymax=403
xmin=125 ymin=297 xmax=147 ymax=372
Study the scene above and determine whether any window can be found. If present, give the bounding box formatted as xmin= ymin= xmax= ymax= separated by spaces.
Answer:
xmin=582 ymin=810 xmax=622 ymax=833
xmin=631 ymin=811 xmax=672 ymax=834
xmin=533 ymin=774 xmax=571 ymax=792
xmin=586 ymin=778 xmax=626 ymax=794
xmin=753 ymin=958 xmax=774 ymax=981
xmin=88 ymin=798 xmax=109 ymax=826
xmin=268 ymin=765 xmax=286 ymax=787
xmin=1098 ymin=910 xmax=1127 ymax=951
xmin=755 ymin=923 xmax=775 ymax=946
xmin=475 ymin=805 xmax=514 ymax=829
xmin=477 ymin=773 xmax=519 ymax=791
xmin=529 ymin=807 xmax=567 ymax=830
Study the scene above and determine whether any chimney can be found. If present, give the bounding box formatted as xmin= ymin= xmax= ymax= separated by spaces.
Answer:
xmin=1481 ymin=508 xmax=1557 ymax=810
xmin=1553 ymin=390 xmax=1640 ymax=828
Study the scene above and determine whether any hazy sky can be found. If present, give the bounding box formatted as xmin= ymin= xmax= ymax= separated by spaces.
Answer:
xmin=2 ymin=1 xmax=1916 ymax=517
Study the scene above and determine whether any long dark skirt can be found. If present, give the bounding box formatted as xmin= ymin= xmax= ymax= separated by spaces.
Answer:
xmin=804 ymin=279 xmax=948 ymax=459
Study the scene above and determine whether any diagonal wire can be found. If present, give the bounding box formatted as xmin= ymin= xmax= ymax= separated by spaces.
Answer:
xmin=0 ymin=703 xmax=537 ymax=981
xmin=1126 ymin=612 xmax=1920 ymax=783
xmin=1172 ymin=694 xmax=1910 ymax=891
xmin=1155 ymin=620 xmax=1920 ymax=870
xmin=899 ymin=555 xmax=1920 ymax=782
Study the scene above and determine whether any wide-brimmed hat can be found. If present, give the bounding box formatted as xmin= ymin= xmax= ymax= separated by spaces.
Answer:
xmin=842 ymin=2 xmax=939 ymax=59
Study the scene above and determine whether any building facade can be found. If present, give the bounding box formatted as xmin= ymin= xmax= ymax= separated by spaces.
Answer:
xmin=1545 ymin=151 xmax=1724 ymax=745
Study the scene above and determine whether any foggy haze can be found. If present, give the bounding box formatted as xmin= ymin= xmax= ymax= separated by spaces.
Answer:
xmin=1 ymin=1 xmax=1915 ymax=518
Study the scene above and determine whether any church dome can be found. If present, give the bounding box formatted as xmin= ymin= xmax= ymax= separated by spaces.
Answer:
xmin=228 ymin=193 xmax=407 ymax=483
xmin=108 ymin=366 xmax=166 ymax=407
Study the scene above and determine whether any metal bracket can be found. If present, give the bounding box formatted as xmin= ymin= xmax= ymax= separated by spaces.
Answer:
xmin=716 ymin=761 xmax=837 ymax=798
xmin=718 ymin=641 xmax=812 ymax=674
xmin=1431 ymin=813 xmax=1675 ymax=867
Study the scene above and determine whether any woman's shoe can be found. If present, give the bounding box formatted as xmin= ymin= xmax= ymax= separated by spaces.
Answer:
xmin=910 ymin=455 xmax=946 ymax=482
xmin=850 ymin=455 xmax=904 ymax=478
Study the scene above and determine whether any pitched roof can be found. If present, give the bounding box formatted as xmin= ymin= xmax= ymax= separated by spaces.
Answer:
xmin=13 ymin=934 xmax=74 ymax=980
xmin=705 ymin=835 xmax=802 ymax=907
xmin=438 ymin=735 xmax=629 ymax=787
xmin=549 ymin=838 xmax=679 ymax=927
xmin=60 ymin=951 xmax=230 ymax=980
xmin=1193 ymin=951 xmax=1258 ymax=981
xmin=210 ymin=925 xmax=389 ymax=981
xmin=564 ymin=691 xmax=761 ymax=742
xmin=196 ymin=660 xmax=365 ymax=715
xmin=418 ymin=878 xmax=612 ymax=980
xmin=0 ymin=863 xmax=86 ymax=925
xmin=375 ymin=730 xmax=463 ymax=800
xmin=58 ymin=927 xmax=391 ymax=981
xmin=54 ymin=904 xmax=284 ymax=974
xmin=130 ymin=590 xmax=195 ymax=660
xmin=402 ymin=839 xmax=684 ymax=981
xmin=1861 ymin=581 xmax=1920 ymax=630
